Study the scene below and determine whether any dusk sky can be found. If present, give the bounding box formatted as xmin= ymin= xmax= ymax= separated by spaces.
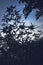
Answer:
xmin=0 ymin=1 xmax=43 ymax=64
xmin=0 ymin=0 xmax=43 ymax=31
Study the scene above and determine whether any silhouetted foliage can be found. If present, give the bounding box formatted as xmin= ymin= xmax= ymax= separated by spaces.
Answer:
xmin=19 ymin=0 xmax=43 ymax=19
xmin=0 ymin=5 xmax=43 ymax=65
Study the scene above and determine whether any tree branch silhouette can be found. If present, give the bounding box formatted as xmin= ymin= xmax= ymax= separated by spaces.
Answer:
xmin=19 ymin=0 xmax=43 ymax=19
